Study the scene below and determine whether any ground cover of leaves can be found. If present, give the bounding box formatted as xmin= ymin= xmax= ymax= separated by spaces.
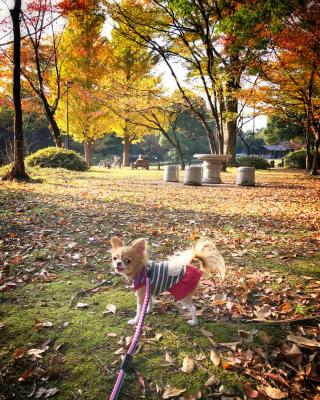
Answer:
xmin=0 ymin=166 xmax=319 ymax=400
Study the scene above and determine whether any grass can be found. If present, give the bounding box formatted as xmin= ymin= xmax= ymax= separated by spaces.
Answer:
xmin=0 ymin=166 xmax=319 ymax=399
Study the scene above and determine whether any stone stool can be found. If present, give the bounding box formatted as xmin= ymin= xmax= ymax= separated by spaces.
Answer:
xmin=236 ymin=166 xmax=255 ymax=186
xmin=163 ymin=165 xmax=179 ymax=182
xmin=184 ymin=165 xmax=203 ymax=186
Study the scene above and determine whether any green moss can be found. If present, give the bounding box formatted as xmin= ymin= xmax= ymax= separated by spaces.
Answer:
xmin=290 ymin=256 xmax=320 ymax=278
xmin=0 ymin=274 xmax=252 ymax=399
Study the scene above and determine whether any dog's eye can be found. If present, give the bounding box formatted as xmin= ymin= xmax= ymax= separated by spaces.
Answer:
xmin=112 ymin=256 xmax=117 ymax=261
xmin=124 ymin=259 xmax=131 ymax=264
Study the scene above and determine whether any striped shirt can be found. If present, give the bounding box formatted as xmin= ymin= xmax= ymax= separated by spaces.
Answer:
xmin=132 ymin=261 xmax=185 ymax=295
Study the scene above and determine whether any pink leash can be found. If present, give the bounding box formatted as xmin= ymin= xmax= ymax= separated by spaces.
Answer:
xmin=109 ymin=272 xmax=151 ymax=400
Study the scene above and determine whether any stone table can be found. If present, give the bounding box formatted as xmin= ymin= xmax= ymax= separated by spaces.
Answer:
xmin=194 ymin=154 xmax=232 ymax=184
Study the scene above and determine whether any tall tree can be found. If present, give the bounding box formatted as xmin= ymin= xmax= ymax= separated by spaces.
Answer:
xmin=3 ymin=0 xmax=30 ymax=181
xmin=124 ymin=90 xmax=209 ymax=169
xmin=225 ymin=0 xmax=320 ymax=174
xmin=103 ymin=25 xmax=161 ymax=165
xmin=56 ymin=0 xmax=111 ymax=165
xmin=17 ymin=0 xmax=65 ymax=147
xmin=106 ymin=0 xmax=251 ymax=162
xmin=262 ymin=116 xmax=304 ymax=146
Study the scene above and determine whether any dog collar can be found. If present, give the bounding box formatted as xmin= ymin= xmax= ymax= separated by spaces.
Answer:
xmin=132 ymin=267 xmax=147 ymax=290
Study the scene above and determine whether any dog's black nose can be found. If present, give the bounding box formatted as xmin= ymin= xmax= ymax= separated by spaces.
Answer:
xmin=116 ymin=261 xmax=122 ymax=267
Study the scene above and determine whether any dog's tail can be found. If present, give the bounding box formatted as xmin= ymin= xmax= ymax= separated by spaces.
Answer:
xmin=167 ymin=238 xmax=226 ymax=281
xmin=192 ymin=238 xmax=225 ymax=281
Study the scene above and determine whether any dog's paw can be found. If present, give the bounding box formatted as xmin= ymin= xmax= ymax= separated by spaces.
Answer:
xmin=187 ymin=319 xmax=198 ymax=326
xmin=128 ymin=318 xmax=138 ymax=325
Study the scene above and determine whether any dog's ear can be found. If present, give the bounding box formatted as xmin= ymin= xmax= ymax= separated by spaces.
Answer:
xmin=110 ymin=237 xmax=124 ymax=249
xmin=132 ymin=238 xmax=146 ymax=254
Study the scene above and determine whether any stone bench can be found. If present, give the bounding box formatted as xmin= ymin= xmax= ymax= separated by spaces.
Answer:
xmin=163 ymin=165 xmax=179 ymax=182
xmin=236 ymin=166 xmax=255 ymax=186
xmin=184 ymin=165 xmax=202 ymax=186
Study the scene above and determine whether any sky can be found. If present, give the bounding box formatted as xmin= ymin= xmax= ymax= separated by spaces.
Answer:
xmin=0 ymin=1 xmax=14 ymax=19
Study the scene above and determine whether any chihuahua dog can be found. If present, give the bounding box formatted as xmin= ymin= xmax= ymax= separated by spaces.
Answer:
xmin=110 ymin=237 xmax=225 ymax=326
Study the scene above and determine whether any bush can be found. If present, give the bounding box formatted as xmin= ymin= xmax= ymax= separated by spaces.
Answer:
xmin=284 ymin=149 xmax=307 ymax=169
xmin=26 ymin=147 xmax=88 ymax=171
xmin=236 ymin=155 xmax=270 ymax=170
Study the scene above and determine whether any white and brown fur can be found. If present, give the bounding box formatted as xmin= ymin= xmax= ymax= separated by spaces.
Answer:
xmin=110 ymin=237 xmax=226 ymax=326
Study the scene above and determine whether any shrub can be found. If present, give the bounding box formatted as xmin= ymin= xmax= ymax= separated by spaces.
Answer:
xmin=26 ymin=147 xmax=88 ymax=171
xmin=284 ymin=149 xmax=307 ymax=169
xmin=0 ymin=163 xmax=13 ymax=178
xmin=236 ymin=155 xmax=270 ymax=170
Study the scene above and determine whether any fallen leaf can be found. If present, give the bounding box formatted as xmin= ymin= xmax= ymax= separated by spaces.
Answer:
xmin=181 ymin=356 xmax=195 ymax=373
xmin=205 ymin=375 xmax=220 ymax=387
xmin=155 ymin=383 xmax=162 ymax=394
xmin=210 ymin=350 xmax=220 ymax=366
xmin=125 ymin=336 xmax=132 ymax=346
xmin=162 ymin=386 xmax=186 ymax=399
xmin=34 ymin=319 xmax=44 ymax=332
xmin=45 ymin=388 xmax=59 ymax=398
xmin=165 ymin=352 xmax=173 ymax=363
xmin=13 ymin=348 xmax=25 ymax=359
xmin=287 ymin=335 xmax=320 ymax=348
xmin=27 ymin=347 xmax=49 ymax=359
xmin=35 ymin=387 xmax=59 ymax=398
xmin=181 ymin=391 xmax=202 ymax=399
xmin=254 ymin=304 xmax=272 ymax=319
xmin=35 ymin=387 xmax=47 ymax=399
xmin=18 ymin=369 xmax=33 ymax=382
xmin=42 ymin=321 xmax=53 ymax=328
xmin=282 ymin=343 xmax=303 ymax=367
xmin=114 ymin=347 xmax=126 ymax=355
xmin=155 ymin=333 xmax=163 ymax=341
xmin=280 ymin=302 xmax=292 ymax=313
xmin=211 ymin=293 xmax=227 ymax=306
xmin=263 ymin=385 xmax=288 ymax=399
xmin=243 ymin=383 xmax=259 ymax=398
xmin=265 ymin=372 xmax=289 ymax=387
xmin=105 ymin=304 xmax=117 ymax=314
xmin=10 ymin=255 xmax=23 ymax=265
xmin=76 ymin=302 xmax=89 ymax=308
xmin=107 ymin=332 xmax=117 ymax=337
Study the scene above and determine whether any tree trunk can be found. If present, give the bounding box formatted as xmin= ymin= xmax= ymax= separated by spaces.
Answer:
xmin=122 ymin=136 xmax=130 ymax=166
xmin=310 ymin=135 xmax=319 ymax=175
xmin=223 ymin=85 xmax=239 ymax=163
xmin=40 ymin=94 xmax=62 ymax=147
xmin=304 ymin=125 xmax=313 ymax=172
xmin=50 ymin=117 xmax=62 ymax=148
xmin=176 ymin=146 xmax=185 ymax=170
xmin=84 ymin=141 xmax=93 ymax=166
xmin=3 ymin=0 xmax=29 ymax=181
xmin=172 ymin=129 xmax=185 ymax=170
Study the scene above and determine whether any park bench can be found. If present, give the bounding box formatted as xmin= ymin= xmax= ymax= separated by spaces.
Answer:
xmin=131 ymin=159 xmax=149 ymax=170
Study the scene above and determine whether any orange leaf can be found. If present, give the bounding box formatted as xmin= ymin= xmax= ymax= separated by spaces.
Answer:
xmin=13 ymin=348 xmax=25 ymax=359
xmin=10 ymin=255 xmax=23 ymax=265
